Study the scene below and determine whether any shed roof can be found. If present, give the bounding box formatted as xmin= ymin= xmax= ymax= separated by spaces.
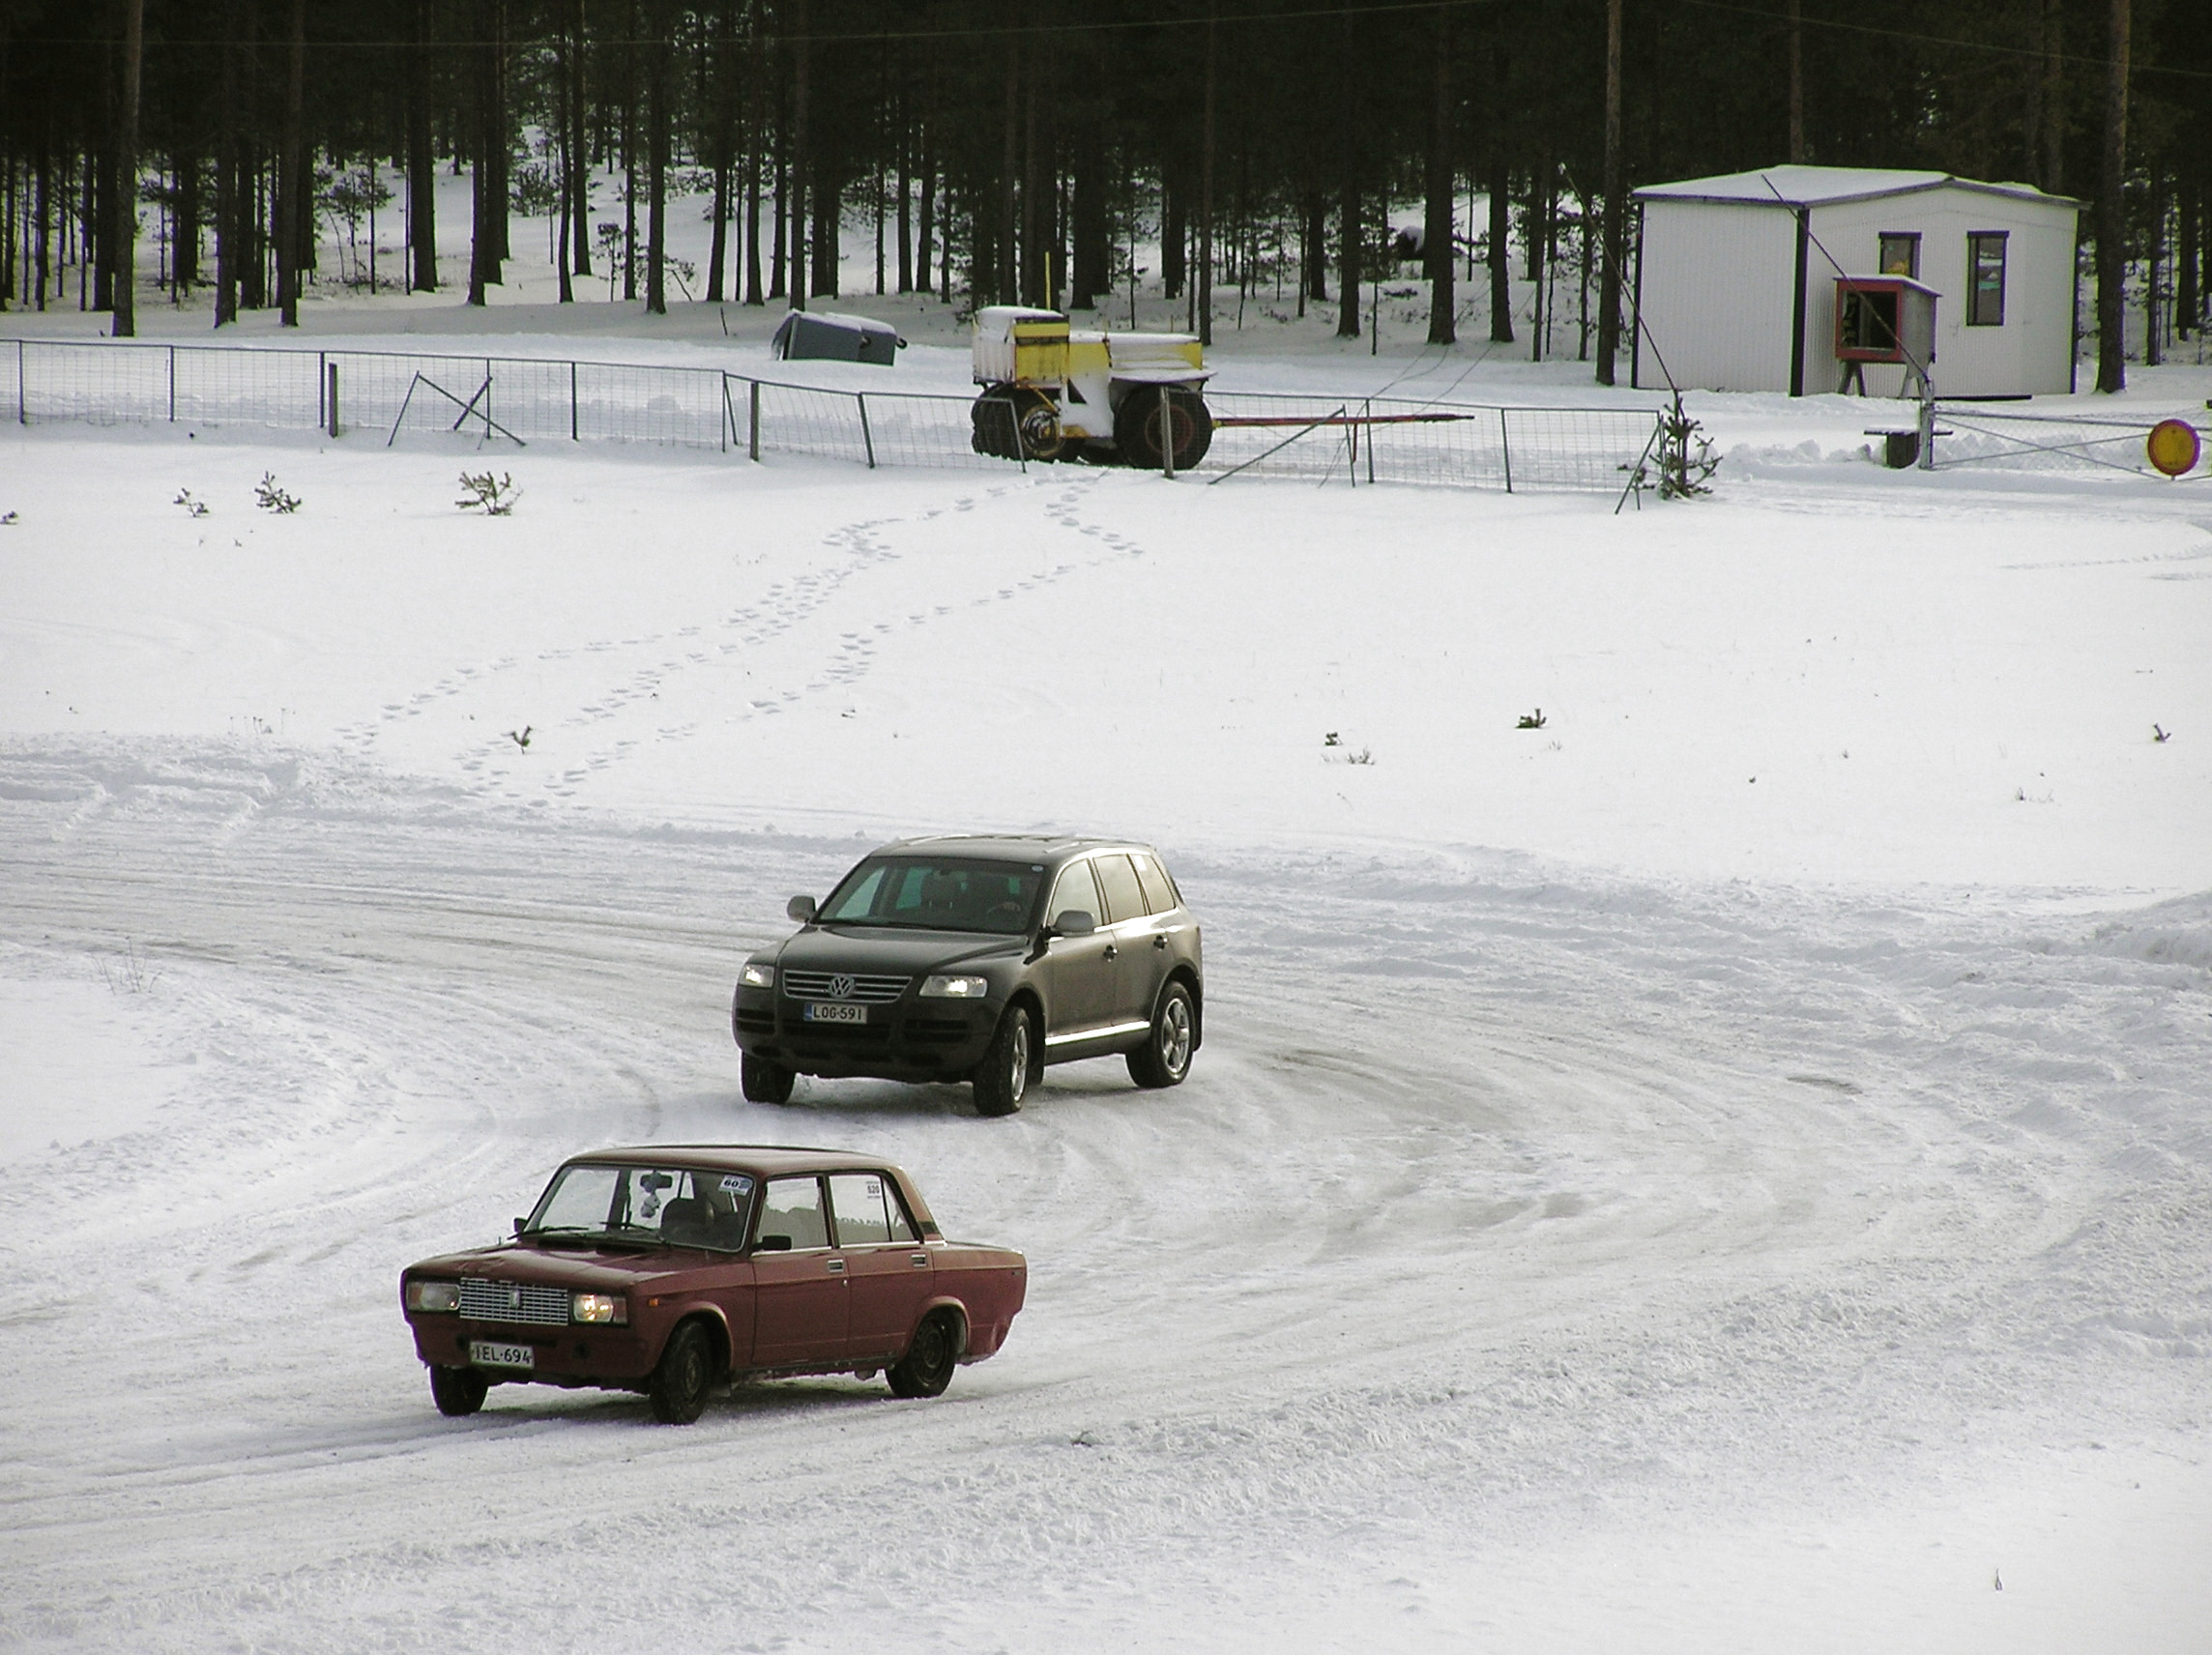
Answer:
xmin=1634 ymin=164 xmax=2081 ymax=211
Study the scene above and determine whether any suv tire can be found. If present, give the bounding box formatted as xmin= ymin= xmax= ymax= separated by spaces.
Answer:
xmin=1127 ymin=982 xmax=1195 ymax=1089
xmin=742 ymin=1053 xmax=796 ymax=1105
xmin=972 ymin=1004 xmax=1033 ymax=1117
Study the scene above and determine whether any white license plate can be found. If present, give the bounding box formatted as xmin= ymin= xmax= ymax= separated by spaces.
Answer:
xmin=470 ymin=1340 xmax=535 ymax=1370
xmin=804 ymin=1002 xmax=867 ymax=1025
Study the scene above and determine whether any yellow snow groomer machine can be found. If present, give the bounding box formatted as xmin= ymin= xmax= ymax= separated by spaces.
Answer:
xmin=970 ymin=305 xmax=1214 ymax=469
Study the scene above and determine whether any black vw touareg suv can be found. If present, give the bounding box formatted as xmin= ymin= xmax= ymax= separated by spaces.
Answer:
xmin=732 ymin=835 xmax=1202 ymax=1116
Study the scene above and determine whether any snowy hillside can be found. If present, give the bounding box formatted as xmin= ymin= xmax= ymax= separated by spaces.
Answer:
xmin=2 ymin=324 xmax=2209 ymax=1652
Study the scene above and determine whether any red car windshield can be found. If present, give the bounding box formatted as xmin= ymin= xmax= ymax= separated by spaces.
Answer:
xmin=525 ymin=1164 xmax=754 ymax=1251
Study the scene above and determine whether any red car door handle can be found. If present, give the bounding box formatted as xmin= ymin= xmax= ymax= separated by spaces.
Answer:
xmin=826 ymin=1258 xmax=845 ymax=1273
xmin=909 ymin=1254 xmax=930 ymax=1267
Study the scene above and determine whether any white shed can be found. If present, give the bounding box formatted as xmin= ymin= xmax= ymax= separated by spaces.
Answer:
xmin=1630 ymin=165 xmax=2083 ymax=398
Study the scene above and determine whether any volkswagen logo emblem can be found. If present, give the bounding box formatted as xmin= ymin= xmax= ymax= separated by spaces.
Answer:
xmin=829 ymin=974 xmax=857 ymax=1001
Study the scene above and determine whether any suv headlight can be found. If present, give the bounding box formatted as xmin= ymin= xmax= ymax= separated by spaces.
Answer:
xmin=406 ymin=1280 xmax=459 ymax=1314
xmin=571 ymin=1292 xmax=627 ymax=1325
xmin=740 ymin=961 xmax=775 ymax=989
xmin=918 ymin=973 xmax=990 ymax=999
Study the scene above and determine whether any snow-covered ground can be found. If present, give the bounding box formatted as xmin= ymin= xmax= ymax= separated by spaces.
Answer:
xmin=3 ymin=268 xmax=2210 ymax=1653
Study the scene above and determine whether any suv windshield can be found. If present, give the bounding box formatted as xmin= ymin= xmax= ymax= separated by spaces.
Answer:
xmin=818 ymin=857 xmax=1042 ymax=934
xmin=524 ymin=1164 xmax=755 ymax=1251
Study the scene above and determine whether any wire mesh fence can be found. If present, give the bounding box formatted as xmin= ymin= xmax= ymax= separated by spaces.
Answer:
xmin=1929 ymin=404 xmax=2202 ymax=479
xmin=5 ymin=336 xmax=1663 ymax=493
xmin=1203 ymin=392 xmax=1661 ymax=493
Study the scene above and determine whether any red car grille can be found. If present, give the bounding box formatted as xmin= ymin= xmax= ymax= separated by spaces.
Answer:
xmin=460 ymin=1277 xmax=570 ymax=1326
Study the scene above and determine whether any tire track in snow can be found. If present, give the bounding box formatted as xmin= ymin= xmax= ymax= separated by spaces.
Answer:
xmin=3 ymin=749 xmax=2208 ymax=1651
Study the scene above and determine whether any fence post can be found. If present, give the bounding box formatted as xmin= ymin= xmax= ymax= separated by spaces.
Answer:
xmin=1162 ymin=391 xmax=1176 ymax=479
xmin=16 ymin=341 xmax=24 ymax=423
xmin=484 ymin=360 xmax=494 ymax=442
xmin=1364 ymin=397 xmax=1376 ymax=484
xmin=718 ymin=373 xmax=728 ymax=453
xmin=327 ymin=362 xmax=340 ymax=438
xmin=317 ymin=351 xmax=327 ymax=429
xmin=749 ymin=380 xmax=761 ymax=462
xmin=167 ymin=347 xmax=176 ymax=422
xmin=1499 ymin=408 xmax=1514 ymax=494
xmin=570 ymin=361 xmax=579 ymax=441
xmin=857 ymin=392 xmax=876 ymax=468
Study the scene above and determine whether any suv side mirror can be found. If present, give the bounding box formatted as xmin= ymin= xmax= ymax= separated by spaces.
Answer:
xmin=787 ymin=894 xmax=818 ymax=923
xmin=1049 ymin=909 xmax=1097 ymax=937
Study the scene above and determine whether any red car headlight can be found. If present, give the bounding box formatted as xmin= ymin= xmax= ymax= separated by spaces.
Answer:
xmin=572 ymin=1292 xmax=626 ymax=1325
xmin=406 ymin=1280 xmax=459 ymax=1314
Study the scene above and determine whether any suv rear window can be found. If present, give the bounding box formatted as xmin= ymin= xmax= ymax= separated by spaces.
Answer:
xmin=1129 ymin=853 xmax=1179 ymax=915
xmin=1093 ymin=855 xmax=1148 ymax=923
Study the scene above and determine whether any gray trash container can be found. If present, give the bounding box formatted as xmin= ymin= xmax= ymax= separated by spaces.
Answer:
xmin=770 ymin=310 xmax=904 ymax=367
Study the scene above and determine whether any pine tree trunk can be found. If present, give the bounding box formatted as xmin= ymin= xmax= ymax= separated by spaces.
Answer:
xmin=770 ymin=80 xmax=786 ymax=300
xmin=1786 ymin=0 xmax=1804 ymax=163
xmin=896 ymin=93 xmax=913 ymax=294
xmin=2042 ymin=0 xmax=2065 ymax=193
xmin=409 ymin=0 xmax=438 ymax=292
xmin=1336 ymin=10 xmax=1359 ymax=339
xmin=916 ymin=136 xmax=935 ymax=301
xmin=215 ymin=17 xmax=240 ymax=326
xmin=744 ymin=6 xmax=763 ymax=305
xmin=646 ymin=11 xmax=667 ymax=315
xmin=113 ymin=0 xmax=143 ymax=336
xmin=176 ymin=144 xmax=201 ymax=290
xmin=1486 ymin=43 xmax=1512 ymax=343
xmin=2144 ymin=167 xmax=2162 ymax=366
xmin=1424 ymin=7 xmax=1454 ymax=346
xmin=489 ymin=0 xmax=509 ymax=267
xmin=1594 ymin=0 xmax=1623 ymax=383
xmin=789 ymin=0 xmax=809 ymax=306
xmin=1199 ymin=22 xmax=1215 ymax=345
xmin=1025 ymin=44 xmax=1050 ymax=307
xmin=470 ymin=0 xmax=496 ymax=305
xmin=2178 ymin=179 xmax=2199 ymax=340
xmin=2094 ymin=0 xmax=2129 ymax=392
xmin=811 ymin=170 xmax=836 ymax=295
xmin=570 ymin=0 xmax=592 ymax=277
xmin=999 ymin=33 xmax=1018 ymax=306
xmin=1162 ymin=173 xmax=1184 ymax=299
xmin=1303 ymin=191 xmax=1326 ymax=303
xmin=621 ymin=0 xmax=638 ymax=302
xmin=276 ymin=0 xmax=304 ymax=325
xmin=707 ymin=0 xmax=734 ymax=302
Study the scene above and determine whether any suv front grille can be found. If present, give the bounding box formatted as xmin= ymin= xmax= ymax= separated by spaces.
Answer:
xmin=782 ymin=970 xmax=912 ymax=1004
xmin=460 ymin=1278 xmax=570 ymax=1326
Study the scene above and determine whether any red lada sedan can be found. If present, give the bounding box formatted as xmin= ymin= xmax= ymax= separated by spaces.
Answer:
xmin=400 ymin=1145 xmax=1027 ymax=1423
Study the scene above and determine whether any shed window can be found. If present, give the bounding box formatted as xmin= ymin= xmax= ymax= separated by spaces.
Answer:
xmin=1877 ymin=233 xmax=1920 ymax=279
xmin=1967 ymin=233 xmax=2007 ymax=326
